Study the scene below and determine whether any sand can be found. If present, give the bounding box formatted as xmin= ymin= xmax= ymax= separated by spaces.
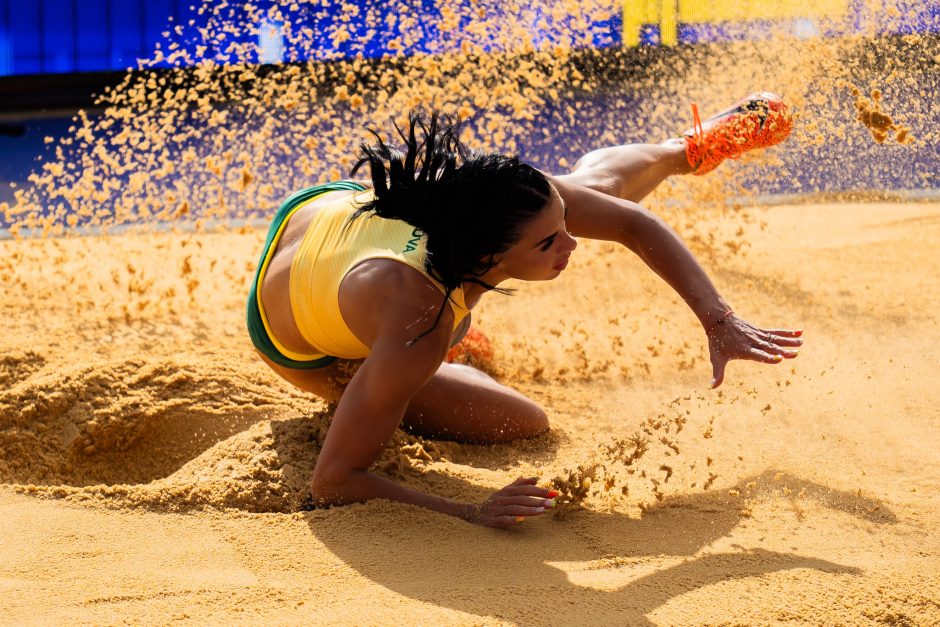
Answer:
xmin=1 ymin=1 xmax=938 ymax=622
xmin=2 ymin=200 xmax=939 ymax=624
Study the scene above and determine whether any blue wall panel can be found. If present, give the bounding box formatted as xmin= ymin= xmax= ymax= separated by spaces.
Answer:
xmin=8 ymin=2 xmax=40 ymax=75
xmin=0 ymin=1 xmax=10 ymax=75
xmin=75 ymin=1 xmax=109 ymax=73
xmin=109 ymin=1 xmax=142 ymax=71
xmin=42 ymin=0 xmax=75 ymax=74
xmin=1 ymin=1 xmax=939 ymax=78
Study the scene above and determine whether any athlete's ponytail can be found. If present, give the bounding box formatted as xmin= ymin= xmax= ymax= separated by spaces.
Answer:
xmin=351 ymin=113 xmax=466 ymax=237
xmin=349 ymin=112 xmax=551 ymax=344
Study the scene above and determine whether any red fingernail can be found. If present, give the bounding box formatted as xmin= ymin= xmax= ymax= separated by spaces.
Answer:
xmin=547 ymin=490 xmax=559 ymax=498
xmin=795 ymin=330 xmax=803 ymax=336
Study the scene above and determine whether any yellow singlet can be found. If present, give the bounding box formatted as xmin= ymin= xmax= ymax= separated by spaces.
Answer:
xmin=283 ymin=190 xmax=470 ymax=360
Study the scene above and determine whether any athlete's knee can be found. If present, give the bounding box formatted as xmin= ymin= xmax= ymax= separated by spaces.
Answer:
xmin=531 ymin=404 xmax=551 ymax=434
xmin=512 ymin=400 xmax=550 ymax=439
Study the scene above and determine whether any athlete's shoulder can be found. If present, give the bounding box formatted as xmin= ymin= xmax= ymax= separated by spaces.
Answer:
xmin=341 ymin=258 xmax=455 ymax=347
xmin=348 ymin=258 xmax=451 ymax=312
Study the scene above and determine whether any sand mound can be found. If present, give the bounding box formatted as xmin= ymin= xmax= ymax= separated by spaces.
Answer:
xmin=0 ymin=354 xmax=312 ymax=487
xmin=0 ymin=350 xmax=47 ymax=388
xmin=0 ymin=350 xmax=455 ymax=513
xmin=15 ymin=413 xmax=452 ymax=514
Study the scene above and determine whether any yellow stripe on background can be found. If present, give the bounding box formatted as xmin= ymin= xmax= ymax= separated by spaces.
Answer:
xmin=679 ymin=0 xmax=849 ymax=22
xmin=661 ymin=0 xmax=678 ymax=45
xmin=622 ymin=0 xmax=850 ymax=47
xmin=622 ymin=0 xmax=678 ymax=47
xmin=623 ymin=0 xmax=655 ymax=47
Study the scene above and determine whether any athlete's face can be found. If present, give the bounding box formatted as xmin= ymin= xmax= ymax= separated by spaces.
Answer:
xmin=495 ymin=186 xmax=577 ymax=282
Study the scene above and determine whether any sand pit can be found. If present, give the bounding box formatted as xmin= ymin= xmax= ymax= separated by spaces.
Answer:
xmin=2 ymin=200 xmax=940 ymax=624
xmin=2 ymin=1 xmax=939 ymax=623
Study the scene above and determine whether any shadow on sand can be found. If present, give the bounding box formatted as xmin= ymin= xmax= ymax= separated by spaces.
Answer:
xmin=302 ymin=469 xmax=890 ymax=625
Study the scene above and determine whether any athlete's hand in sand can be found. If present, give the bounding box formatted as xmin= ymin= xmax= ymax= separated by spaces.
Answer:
xmin=707 ymin=315 xmax=802 ymax=388
xmin=469 ymin=477 xmax=557 ymax=529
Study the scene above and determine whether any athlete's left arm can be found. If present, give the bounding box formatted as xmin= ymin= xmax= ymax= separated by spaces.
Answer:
xmin=550 ymin=176 xmax=802 ymax=387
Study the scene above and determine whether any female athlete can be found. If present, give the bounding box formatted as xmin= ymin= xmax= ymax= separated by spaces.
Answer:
xmin=247 ymin=95 xmax=802 ymax=528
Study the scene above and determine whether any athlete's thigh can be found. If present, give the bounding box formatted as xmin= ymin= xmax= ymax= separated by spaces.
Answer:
xmin=259 ymin=351 xmax=547 ymax=443
xmin=402 ymin=362 xmax=549 ymax=444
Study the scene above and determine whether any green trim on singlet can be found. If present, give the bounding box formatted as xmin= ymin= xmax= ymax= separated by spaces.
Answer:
xmin=246 ymin=180 xmax=366 ymax=369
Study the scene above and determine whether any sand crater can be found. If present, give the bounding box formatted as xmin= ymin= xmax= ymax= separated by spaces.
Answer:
xmin=0 ymin=354 xmax=461 ymax=513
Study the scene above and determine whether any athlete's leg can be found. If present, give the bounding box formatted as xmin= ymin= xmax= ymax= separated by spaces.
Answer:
xmin=256 ymin=350 xmax=349 ymax=402
xmin=559 ymin=93 xmax=793 ymax=203
xmin=258 ymin=352 xmax=547 ymax=444
xmin=557 ymin=140 xmax=691 ymax=204
xmin=402 ymin=362 xmax=548 ymax=444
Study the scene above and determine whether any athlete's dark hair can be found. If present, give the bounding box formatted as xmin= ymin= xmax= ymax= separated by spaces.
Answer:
xmin=349 ymin=111 xmax=552 ymax=343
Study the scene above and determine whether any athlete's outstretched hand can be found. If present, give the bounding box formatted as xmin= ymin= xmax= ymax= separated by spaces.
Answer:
xmin=707 ymin=314 xmax=802 ymax=388
xmin=470 ymin=477 xmax=557 ymax=529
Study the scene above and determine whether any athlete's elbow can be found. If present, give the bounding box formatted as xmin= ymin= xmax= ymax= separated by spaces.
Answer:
xmin=310 ymin=463 xmax=363 ymax=506
xmin=621 ymin=208 xmax=667 ymax=253
xmin=618 ymin=205 xmax=657 ymax=247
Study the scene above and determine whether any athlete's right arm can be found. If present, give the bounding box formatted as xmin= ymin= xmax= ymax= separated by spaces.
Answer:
xmin=309 ymin=267 xmax=545 ymax=527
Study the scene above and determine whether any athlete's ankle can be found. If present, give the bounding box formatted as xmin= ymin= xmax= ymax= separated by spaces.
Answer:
xmin=659 ymin=139 xmax=694 ymax=175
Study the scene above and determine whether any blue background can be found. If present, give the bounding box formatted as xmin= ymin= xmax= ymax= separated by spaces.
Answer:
xmin=1 ymin=1 xmax=937 ymax=77
xmin=0 ymin=2 xmax=938 ymax=226
xmin=0 ymin=0 xmax=192 ymax=76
